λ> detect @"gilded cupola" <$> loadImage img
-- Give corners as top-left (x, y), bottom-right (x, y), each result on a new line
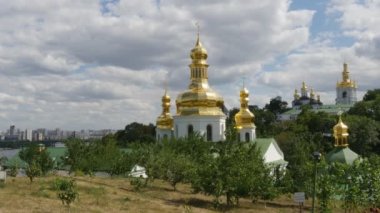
top-left (333, 114), bottom-right (349, 147)
top-left (175, 33), bottom-right (224, 116)
top-left (156, 90), bottom-right (173, 130)
top-left (301, 81), bottom-right (308, 97)
top-left (310, 88), bottom-right (315, 99)
top-left (337, 63), bottom-right (357, 88)
top-left (294, 89), bottom-right (300, 100)
top-left (235, 87), bottom-right (255, 129)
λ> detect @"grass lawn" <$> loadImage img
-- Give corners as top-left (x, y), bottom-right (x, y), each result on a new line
top-left (0, 175), bottom-right (345, 213)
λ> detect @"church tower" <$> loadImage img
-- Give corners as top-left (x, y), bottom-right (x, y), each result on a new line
top-left (173, 33), bottom-right (226, 142)
top-left (156, 90), bottom-right (173, 142)
top-left (326, 114), bottom-right (359, 164)
top-left (336, 63), bottom-right (357, 105)
top-left (235, 86), bottom-right (256, 142)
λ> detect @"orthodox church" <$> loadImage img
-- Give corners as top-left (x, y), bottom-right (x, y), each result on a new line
top-left (155, 33), bottom-right (287, 167)
top-left (279, 63), bottom-right (358, 121)
top-left (292, 81), bottom-right (323, 109)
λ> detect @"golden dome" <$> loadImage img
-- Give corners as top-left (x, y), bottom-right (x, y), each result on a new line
top-left (310, 88), bottom-right (315, 99)
top-left (294, 89), bottom-right (300, 100)
top-left (235, 87), bottom-right (255, 129)
top-left (333, 115), bottom-right (349, 147)
top-left (156, 90), bottom-right (173, 129)
top-left (176, 34), bottom-right (225, 116)
top-left (190, 37), bottom-right (208, 67)
top-left (337, 63), bottom-right (356, 88)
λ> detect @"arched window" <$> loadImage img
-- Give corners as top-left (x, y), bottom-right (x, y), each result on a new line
top-left (206, 124), bottom-right (212, 141)
top-left (245, 132), bottom-right (250, 142)
top-left (342, 91), bottom-right (347, 98)
top-left (157, 134), bottom-right (161, 142)
top-left (163, 134), bottom-right (168, 141)
top-left (188, 124), bottom-right (194, 137)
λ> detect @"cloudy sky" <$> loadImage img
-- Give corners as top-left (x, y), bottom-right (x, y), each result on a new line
top-left (0, 0), bottom-right (379, 131)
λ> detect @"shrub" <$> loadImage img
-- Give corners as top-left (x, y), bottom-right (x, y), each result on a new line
top-left (130, 177), bottom-right (147, 191)
top-left (56, 179), bottom-right (78, 207)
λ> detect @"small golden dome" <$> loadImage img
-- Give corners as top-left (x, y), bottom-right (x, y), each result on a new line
top-left (156, 90), bottom-right (173, 130)
top-left (333, 115), bottom-right (349, 147)
top-left (235, 87), bottom-right (255, 129)
top-left (190, 37), bottom-right (208, 67)
top-left (294, 89), bottom-right (300, 100)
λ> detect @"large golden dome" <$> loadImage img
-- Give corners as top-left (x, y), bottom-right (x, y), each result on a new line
top-left (176, 35), bottom-right (224, 116)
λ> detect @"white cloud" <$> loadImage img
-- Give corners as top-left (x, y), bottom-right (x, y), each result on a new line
top-left (0, 0), bottom-right (377, 130)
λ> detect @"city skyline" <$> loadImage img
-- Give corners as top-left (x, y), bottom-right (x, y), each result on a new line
top-left (0, 0), bottom-right (379, 130)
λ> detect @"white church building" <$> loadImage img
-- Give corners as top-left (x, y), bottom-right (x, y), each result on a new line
top-left (155, 33), bottom-right (287, 167)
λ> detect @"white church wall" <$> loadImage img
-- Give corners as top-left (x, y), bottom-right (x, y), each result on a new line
top-left (263, 143), bottom-right (284, 164)
top-left (173, 115), bottom-right (226, 142)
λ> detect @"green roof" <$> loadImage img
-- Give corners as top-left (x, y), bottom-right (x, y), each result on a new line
top-left (326, 147), bottom-right (359, 165)
top-left (252, 138), bottom-right (274, 154)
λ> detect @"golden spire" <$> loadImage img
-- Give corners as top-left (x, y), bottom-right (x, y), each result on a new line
top-left (190, 23), bottom-right (208, 71)
top-left (294, 89), bottom-right (300, 100)
top-left (337, 63), bottom-right (356, 88)
top-left (342, 63), bottom-right (349, 82)
top-left (333, 113), bottom-right (349, 147)
top-left (301, 81), bottom-right (308, 97)
top-left (235, 86), bottom-right (255, 129)
top-left (156, 90), bottom-right (173, 130)
top-left (310, 88), bottom-right (315, 99)
top-left (175, 27), bottom-right (224, 116)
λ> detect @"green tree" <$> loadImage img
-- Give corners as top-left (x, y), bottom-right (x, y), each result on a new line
top-left (363, 89), bottom-right (380, 101)
top-left (191, 142), bottom-right (267, 207)
top-left (158, 149), bottom-right (193, 191)
top-left (19, 144), bottom-right (53, 176)
top-left (25, 161), bottom-right (41, 182)
top-left (115, 122), bottom-right (156, 145)
top-left (344, 115), bottom-right (380, 156)
top-left (264, 96), bottom-right (288, 115)
top-left (56, 179), bottom-right (78, 208)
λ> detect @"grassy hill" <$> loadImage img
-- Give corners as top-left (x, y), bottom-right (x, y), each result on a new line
top-left (0, 175), bottom-right (342, 213)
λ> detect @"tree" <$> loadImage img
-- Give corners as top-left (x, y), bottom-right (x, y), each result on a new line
top-left (158, 149), bottom-right (193, 191)
top-left (25, 161), bottom-right (41, 182)
top-left (19, 144), bottom-right (54, 176)
top-left (264, 96), bottom-right (288, 115)
top-left (63, 137), bottom-right (126, 175)
top-left (191, 142), bottom-right (268, 207)
top-left (115, 122), bottom-right (156, 145)
top-left (344, 115), bottom-right (380, 156)
top-left (56, 179), bottom-right (78, 209)
top-left (363, 89), bottom-right (380, 101)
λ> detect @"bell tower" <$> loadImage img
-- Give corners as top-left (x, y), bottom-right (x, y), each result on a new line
top-left (336, 63), bottom-right (357, 105)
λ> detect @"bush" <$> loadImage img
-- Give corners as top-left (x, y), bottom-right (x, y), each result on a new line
top-left (8, 165), bottom-right (18, 177)
top-left (55, 178), bottom-right (78, 207)
top-left (130, 177), bottom-right (147, 191)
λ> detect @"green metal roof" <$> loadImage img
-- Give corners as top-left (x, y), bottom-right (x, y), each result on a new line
top-left (252, 138), bottom-right (274, 154)
top-left (326, 147), bottom-right (359, 165)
